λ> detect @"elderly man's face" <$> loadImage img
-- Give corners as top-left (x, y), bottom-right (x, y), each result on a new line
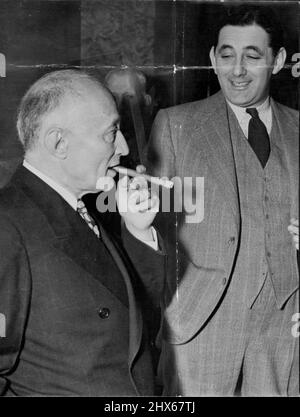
top-left (210, 24), bottom-right (284, 107)
top-left (63, 88), bottom-right (129, 194)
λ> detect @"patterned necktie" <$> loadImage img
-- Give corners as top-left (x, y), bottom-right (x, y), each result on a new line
top-left (77, 199), bottom-right (101, 239)
top-left (246, 107), bottom-right (270, 168)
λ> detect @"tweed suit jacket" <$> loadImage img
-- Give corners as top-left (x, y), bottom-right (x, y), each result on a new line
top-left (0, 166), bottom-right (165, 396)
top-left (147, 91), bottom-right (299, 345)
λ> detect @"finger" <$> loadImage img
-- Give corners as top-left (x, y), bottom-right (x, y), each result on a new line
top-left (129, 188), bottom-right (150, 203)
top-left (136, 165), bottom-right (146, 174)
top-left (134, 199), bottom-right (155, 213)
top-left (290, 218), bottom-right (299, 226)
top-left (288, 225), bottom-right (299, 235)
top-left (135, 195), bottom-right (159, 213)
top-left (118, 175), bottom-right (130, 188)
top-left (127, 197), bottom-right (145, 213)
top-left (129, 176), bottom-right (148, 190)
top-left (149, 194), bottom-right (160, 212)
top-left (127, 190), bottom-right (149, 213)
top-left (129, 189), bottom-right (150, 204)
top-left (116, 176), bottom-right (131, 212)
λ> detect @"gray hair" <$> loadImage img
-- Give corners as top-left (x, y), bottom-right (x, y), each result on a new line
top-left (17, 69), bottom-right (107, 152)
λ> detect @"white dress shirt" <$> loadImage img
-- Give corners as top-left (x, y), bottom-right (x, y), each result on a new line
top-left (227, 97), bottom-right (272, 139)
top-left (23, 160), bottom-right (158, 250)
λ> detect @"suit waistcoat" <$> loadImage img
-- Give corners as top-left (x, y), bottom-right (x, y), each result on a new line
top-left (227, 107), bottom-right (298, 307)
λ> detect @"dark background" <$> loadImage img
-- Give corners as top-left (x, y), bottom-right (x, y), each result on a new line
top-left (0, 0), bottom-right (81, 184)
top-left (0, 0), bottom-right (299, 185)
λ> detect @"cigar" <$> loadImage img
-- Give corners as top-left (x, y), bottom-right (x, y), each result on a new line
top-left (113, 166), bottom-right (174, 189)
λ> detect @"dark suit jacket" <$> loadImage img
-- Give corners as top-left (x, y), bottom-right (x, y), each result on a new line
top-left (0, 166), bottom-right (166, 396)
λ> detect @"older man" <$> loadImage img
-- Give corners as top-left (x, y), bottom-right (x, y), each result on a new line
top-left (0, 70), bottom-right (165, 396)
top-left (148, 5), bottom-right (299, 396)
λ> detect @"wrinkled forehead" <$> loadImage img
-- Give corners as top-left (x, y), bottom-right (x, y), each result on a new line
top-left (216, 24), bottom-right (271, 50)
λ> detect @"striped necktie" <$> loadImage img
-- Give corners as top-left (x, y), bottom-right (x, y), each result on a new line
top-left (77, 199), bottom-right (101, 239)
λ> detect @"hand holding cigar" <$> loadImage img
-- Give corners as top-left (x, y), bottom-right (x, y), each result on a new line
top-left (116, 173), bottom-right (160, 243)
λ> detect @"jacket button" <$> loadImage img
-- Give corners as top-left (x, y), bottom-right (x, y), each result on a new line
top-left (222, 277), bottom-right (227, 286)
top-left (228, 236), bottom-right (236, 245)
top-left (98, 307), bottom-right (110, 319)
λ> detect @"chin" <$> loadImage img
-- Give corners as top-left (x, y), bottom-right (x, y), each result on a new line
top-left (227, 94), bottom-right (253, 107)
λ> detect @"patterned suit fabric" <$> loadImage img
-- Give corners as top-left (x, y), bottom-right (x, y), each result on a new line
top-left (147, 91), bottom-right (299, 396)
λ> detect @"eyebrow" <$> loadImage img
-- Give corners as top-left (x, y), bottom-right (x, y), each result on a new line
top-left (217, 44), bottom-right (264, 55)
top-left (244, 46), bottom-right (264, 55)
top-left (217, 44), bottom-right (234, 53)
top-left (109, 116), bottom-right (120, 125)
top-left (105, 117), bottom-right (120, 131)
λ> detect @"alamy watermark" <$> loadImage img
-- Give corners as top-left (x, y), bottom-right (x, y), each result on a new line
top-left (0, 313), bottom-right (6, 338)
top-left (291, 53), bottom-right (300, 78)
top-left (0, 53), bottom-right (6, 78)
top-left (96, 176), bottom-right (205, 224)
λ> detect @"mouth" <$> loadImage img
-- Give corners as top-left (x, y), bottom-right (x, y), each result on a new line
top-left (230, 80), bottom-right (251, 90)
top-left (107, 160), bottom-right (120, 177)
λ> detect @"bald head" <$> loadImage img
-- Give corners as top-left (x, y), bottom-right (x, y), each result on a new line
top-left (17, 70), bottom-right (113, 152)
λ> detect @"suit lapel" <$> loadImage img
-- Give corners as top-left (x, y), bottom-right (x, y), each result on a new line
top-left (191, 93), bottom-right (240, 227)
top-left (13, 167), bottom-right (130, 305)
top-left (52, 225), bottom-right (130, 307)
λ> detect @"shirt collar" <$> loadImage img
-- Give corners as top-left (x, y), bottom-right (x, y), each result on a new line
top-left (23, 160), bottom-right (78, 211)
top-left (226, 96), bottom-right (270, 119)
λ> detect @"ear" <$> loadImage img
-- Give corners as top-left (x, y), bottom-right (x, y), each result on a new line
top-left (272, 47), bottom-right (287, 75)
top-left (209, 46), bottom-right (217, 75)
top-left (44, 129), bottom-right (68, 159)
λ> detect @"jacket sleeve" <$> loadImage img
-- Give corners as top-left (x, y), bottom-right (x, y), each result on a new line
top-left (0, 217), bottom-right (31, 396)
top-left (122, 224), bottom-right (166, 355)
top-left (122, 224), bottom-right (166, 310)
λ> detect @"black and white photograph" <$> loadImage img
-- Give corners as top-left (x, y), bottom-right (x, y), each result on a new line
top-left (0, 0), bottom-right (299, 400)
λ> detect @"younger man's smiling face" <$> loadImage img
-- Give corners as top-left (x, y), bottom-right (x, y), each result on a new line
top-left (210, 24), bottom-right (285, 107)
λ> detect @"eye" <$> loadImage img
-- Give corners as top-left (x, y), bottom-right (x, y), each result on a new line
top-left (220, 54), bottom-right (234, 61)
top-left (104, 128), bottom-right (118, 144)
top-left (246, 55), bottom-right (260, 60)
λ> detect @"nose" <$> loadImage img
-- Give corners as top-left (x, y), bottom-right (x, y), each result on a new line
top-left (115, 130), bottom-right (129, 156)
top-left (232, 56), bottom-right (247, 77)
